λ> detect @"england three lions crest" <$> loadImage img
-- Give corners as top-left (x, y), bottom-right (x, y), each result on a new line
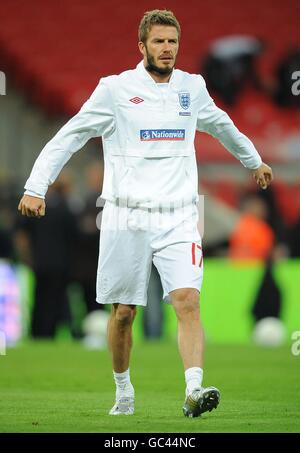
top-left (178, 92), bottom-right (190, 110)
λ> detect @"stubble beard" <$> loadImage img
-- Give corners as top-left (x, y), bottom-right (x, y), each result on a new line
top-left (145, 46), bottom-right (174, 76)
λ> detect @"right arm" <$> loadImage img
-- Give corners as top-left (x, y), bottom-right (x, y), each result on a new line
top-left (196, 76), bottom-right (273, 189)
top-left (18, 78), bottom-right (115, 217)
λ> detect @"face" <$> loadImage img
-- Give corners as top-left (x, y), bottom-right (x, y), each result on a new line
top-left (138, 25), bottom-right (179, 76)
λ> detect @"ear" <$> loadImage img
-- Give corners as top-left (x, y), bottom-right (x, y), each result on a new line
top-left (138, 41), bottom-right (146, 57)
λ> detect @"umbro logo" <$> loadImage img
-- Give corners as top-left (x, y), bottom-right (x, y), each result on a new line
top-left (129, 97), bottom-right (144, 104)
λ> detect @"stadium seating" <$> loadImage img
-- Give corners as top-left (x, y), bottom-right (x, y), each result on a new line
top-left (0, 0), bottom-right (299, 116)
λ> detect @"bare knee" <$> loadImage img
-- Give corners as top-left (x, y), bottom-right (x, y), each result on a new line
top-left (171, 289), bottom-right (200, 320)
top-left (112, 304), bottom-right (137, 327)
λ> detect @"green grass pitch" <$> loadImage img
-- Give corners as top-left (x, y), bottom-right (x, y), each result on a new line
top-left (0, 340), bottom-right (299, 433)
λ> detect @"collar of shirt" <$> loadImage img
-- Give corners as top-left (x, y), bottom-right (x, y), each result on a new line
top-left (135, 60), bottom-right (176, 87)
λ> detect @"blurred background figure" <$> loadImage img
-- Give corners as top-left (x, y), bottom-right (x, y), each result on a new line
top-left (229, 194), bottom-right (275, 260)
top-left (228, 189), bottom-right (289, 347)
top-left (15, 173), bottom-right (78, 339)
top-left (71, 160), bottom-right (104, 314)
top-left (202, 35), bottom-right (266, 106)
top-left (70, 160), bottom-right (109, 348)
top-left (252, 253), bottom-right (283, 323)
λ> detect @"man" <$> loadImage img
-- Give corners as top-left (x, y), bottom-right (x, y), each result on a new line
top-left (18, 10), bottom-right (273, 418)
top-left (16, 177), bottom-right (78, 338)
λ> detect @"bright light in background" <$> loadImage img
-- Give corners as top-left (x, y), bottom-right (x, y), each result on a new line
top-left (0, 330), bottom-right (6, 355)
top-left (0, 260), bottom-right (22, 348)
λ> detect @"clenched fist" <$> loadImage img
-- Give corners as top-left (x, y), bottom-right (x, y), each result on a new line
top-left (18, 194), bottom-right (46, 218)
top-left (252, 163), bottom-right (273, 190)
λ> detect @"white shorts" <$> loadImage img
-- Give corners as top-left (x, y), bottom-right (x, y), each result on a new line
top-left (96, 201), bottom-right (203, 306)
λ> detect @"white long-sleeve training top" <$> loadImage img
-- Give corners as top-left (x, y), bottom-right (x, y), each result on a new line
top-left (25, 60), bottom-right (262, 209)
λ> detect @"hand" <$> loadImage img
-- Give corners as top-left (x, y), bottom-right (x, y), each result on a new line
top-left (18, 195), bottom-right (46, 218)
top-left (252, 162), bottom-right (273, 190)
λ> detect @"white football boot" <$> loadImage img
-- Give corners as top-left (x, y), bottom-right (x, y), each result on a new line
top-left (109, 396), bottom-right (134, 415)
top-left (182, 386), bottom-right (220, 418)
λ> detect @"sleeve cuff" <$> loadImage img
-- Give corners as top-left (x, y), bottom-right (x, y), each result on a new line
top-left (245, 157), bottom-right (262, 170)
top-left (24, 190), bottom-right (45, 199)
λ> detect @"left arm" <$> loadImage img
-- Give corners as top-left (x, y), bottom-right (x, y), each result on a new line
top-left (196, 78), bottom-right (273, 189)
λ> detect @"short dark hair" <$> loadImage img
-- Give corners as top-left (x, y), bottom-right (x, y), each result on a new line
top-left (138, 9), bottom-right (181, 44)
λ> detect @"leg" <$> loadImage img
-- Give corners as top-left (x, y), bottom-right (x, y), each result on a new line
top-left (107, 303), bottom-right (136, 415)
top-left (170, 288), bottom-right (204, 370)
top-left (107, 303), bottom-right (136, 372)
top-left (151, 207), bottom-right (220, 417)
top-left (170, 288), bottom-right (220, 418)
top-left (95, 203), bottom-right (153, 415)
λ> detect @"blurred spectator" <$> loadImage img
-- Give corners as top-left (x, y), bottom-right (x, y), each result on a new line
top-left (202, 35), bottom-right (266, 106)
top-left (71, 161), bottom-right (104, 315)
top-left (230, 189), bottom-right (288, 330)
top-left (250, 243), bottom-right (287, 349)
top-left (15, 175), bottom-right (78, 338)
top-left (252, 252), bottom-right (283, 322)
top-left (255, 185), bottom-right (288, 248)
top-left (229, 194), bottom-right (275, 260)
top-left (0, 229), bottom-right (14, 260)
top-left (273, 48), bottom-right (300, 108)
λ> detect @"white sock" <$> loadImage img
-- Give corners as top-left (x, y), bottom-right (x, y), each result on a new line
top-left (113, 369), bottom-right (134, 399)
top-left (185, 367), bottom-right (203, 396)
